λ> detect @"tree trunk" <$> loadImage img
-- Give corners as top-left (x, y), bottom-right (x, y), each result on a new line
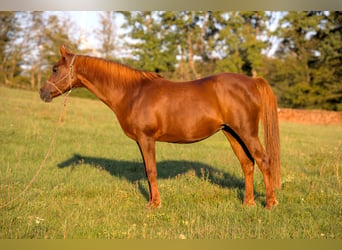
top-left (30, 67), bottom-right (35, 89)
top-left (37, 64), bottom-right (42, 89)
top-left (187, 32), bottom-right (200, 79)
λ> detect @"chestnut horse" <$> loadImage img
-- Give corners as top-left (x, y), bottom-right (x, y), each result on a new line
top-left (40, 46), bottom-right (280, 209)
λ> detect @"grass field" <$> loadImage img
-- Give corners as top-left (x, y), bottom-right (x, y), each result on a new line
top-left (0, 86), bottom-right (341, 239)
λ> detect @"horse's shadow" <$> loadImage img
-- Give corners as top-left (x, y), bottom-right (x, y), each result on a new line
top-left (58, 154), bottom-right (249, 204)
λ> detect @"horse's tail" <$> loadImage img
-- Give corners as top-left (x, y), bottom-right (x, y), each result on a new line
top-left (254, 77), bottom-right (281, 189)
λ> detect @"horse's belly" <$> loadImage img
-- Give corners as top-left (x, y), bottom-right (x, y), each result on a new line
top-left (157, 115), bottom-right (223, 143)
top-left (135, 86), bottom-right (224, 143)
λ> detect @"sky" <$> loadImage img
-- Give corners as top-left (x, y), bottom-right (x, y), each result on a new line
top-left (45, 11), bottom-right (125, 53)
top-left (68, 11), bottom-right (126, 51)
top-left (68, 11), bottom-right (100, 35)
top-left (62, 11), bottom-right (104, 50)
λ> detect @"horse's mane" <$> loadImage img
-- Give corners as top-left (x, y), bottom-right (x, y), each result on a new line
top-left (76, 55), bottom-right (163, 87)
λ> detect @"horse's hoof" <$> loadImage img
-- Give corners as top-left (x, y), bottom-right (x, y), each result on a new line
top-left (147, 201), bottom-right (162, 209)
top-left (265, 199), bottom-right (278, 210)
top-left (243, 200), bottom-right (256, 207)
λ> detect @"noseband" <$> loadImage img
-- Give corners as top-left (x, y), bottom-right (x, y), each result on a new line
top-left (46, 55), bottom-right (76, 96)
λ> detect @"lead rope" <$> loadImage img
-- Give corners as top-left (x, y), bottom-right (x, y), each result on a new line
top-left (0, 57), bottom-right (75, 209)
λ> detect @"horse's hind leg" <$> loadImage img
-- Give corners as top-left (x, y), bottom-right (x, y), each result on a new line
top-left (242, 136), bottom-right (278, 209)
top-left (222, 130), bottom-right (255, 207)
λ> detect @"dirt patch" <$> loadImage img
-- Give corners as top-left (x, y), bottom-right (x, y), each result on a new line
top-left (278, 108), bottom-right (342, 126)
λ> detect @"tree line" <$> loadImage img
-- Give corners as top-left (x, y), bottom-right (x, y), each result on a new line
top-left (0, 11), bottom-right (341, 110)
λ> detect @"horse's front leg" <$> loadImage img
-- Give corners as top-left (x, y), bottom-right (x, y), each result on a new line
top-left (137, 136), bottom-right (161, 208)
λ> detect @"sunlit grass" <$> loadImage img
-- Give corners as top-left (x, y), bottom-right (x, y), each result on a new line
top-left (0, 86), bottom-right (341, 239)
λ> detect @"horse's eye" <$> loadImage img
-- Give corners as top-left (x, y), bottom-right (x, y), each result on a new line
top-left (53, 66), bottom-right (57, 73)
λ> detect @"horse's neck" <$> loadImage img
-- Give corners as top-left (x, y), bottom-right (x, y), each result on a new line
top-left (75, 57), bottom-right (130, 112)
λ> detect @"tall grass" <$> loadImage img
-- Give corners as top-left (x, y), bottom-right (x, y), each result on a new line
top-left (0, 86), bottom-right (341, 239)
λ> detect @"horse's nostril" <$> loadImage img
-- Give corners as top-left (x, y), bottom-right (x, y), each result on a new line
top-left (39, 88), bottom-right (50, 102)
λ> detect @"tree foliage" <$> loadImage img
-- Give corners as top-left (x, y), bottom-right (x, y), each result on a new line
top-left (265, 11), bottom-right (342, 110)
top-left (120, 11), bottom-right (178, 74)
top-left (0, 11), bottom-right (22, 86)
top-left (214, 11), bottom-right (269, 76)
top-left (0, 12), bottom-right (79, 89)
top-left (0, 11), bottom-right (341, 110)
top-left (96, 11), bottom-right (117, 60)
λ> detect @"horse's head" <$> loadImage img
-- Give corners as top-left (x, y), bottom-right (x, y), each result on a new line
top-left (40, 45), bottom-right (78, 102)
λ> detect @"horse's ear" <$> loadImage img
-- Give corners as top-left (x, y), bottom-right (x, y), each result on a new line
top-left (64, 46), bottom-right (73, 55)
top-left (60, 45), bottom-right (73, 58)
top-left (60, 45), bottom-right (66, 57)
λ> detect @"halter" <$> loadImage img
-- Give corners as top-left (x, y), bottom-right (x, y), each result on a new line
top-left (46, 55), bottom-right (76, 96)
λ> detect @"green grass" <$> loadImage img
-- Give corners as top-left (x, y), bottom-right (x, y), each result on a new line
top-left (0, 86), bottom-right (341, 239)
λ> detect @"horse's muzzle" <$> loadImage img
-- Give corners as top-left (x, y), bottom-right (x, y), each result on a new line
top-left (39, 87), bottom-right (52, 102)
